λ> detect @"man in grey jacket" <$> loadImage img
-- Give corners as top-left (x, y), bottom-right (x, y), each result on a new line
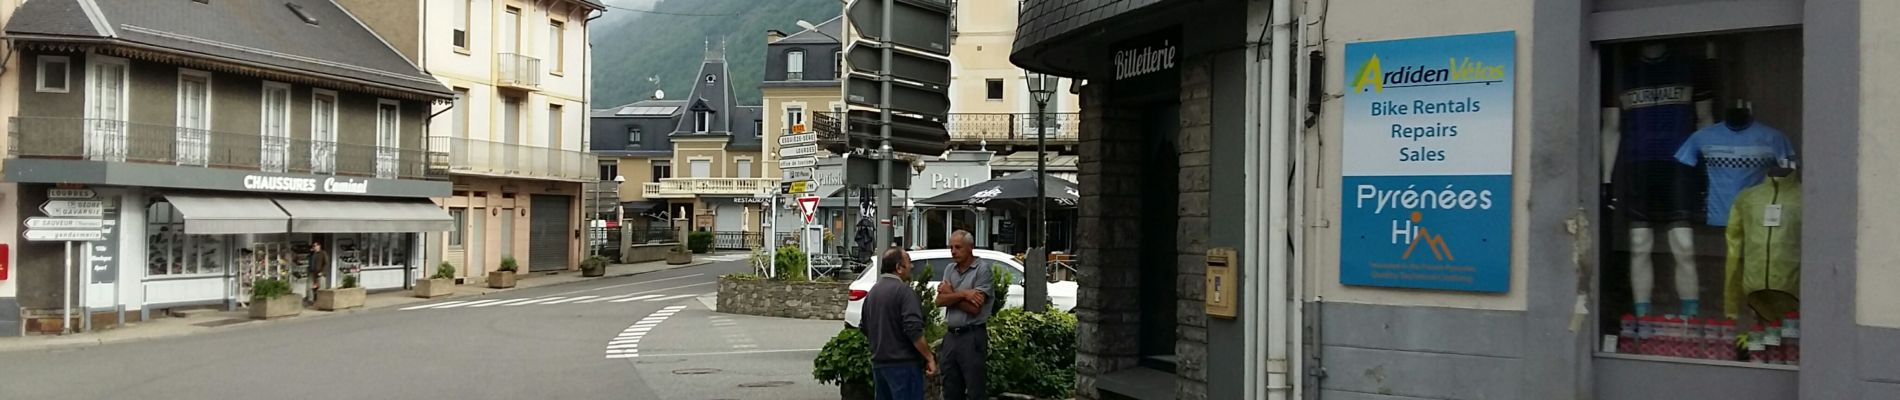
top-left (935, 230), bottom-right (991, 400)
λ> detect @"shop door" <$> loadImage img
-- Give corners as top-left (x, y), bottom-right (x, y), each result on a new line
top-left (529, 195), bottom-right (572, 272)
top-left (470, 210), bottom-right (487, 277)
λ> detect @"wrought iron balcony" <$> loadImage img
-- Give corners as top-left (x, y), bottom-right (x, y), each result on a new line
top-left (640, 177), bottom-right (777, 199)
top-left (427, 136), bottom-right (596, 181)
top-left (942, 112), bottom-right (1079, 143)
top-left (8, 116), bottom-right (431, 180)
top-left (498, 52), bottom-right (541, 90)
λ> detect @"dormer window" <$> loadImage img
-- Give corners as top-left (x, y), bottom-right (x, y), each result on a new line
top-left (787, 50), bottom-right (805, 81)
top-left (695, 111), bottom-right (711, 133)
top-left (704, 74), bottom-right (717, 85)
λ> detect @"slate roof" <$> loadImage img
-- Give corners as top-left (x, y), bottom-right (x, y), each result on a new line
top-left (593, 99), bottom-right (687, 118)
top-left (730, 105), bottom-right (764, 150)
top-left (672, 54), bottom-right (738, 135)
top-left (5, 0), bottom-right (450, 97)
top-left (775, 15), bottom-right (843, 45)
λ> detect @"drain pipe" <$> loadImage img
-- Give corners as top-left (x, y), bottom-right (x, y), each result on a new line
top-left (1265, 0), bottom-right (1296, 398)
top-left (1243, 1), bottom-right (1269, 399)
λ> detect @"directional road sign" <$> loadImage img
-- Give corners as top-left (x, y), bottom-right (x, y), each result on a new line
top-left (780, 157), bottom-right (818, 169)
top-left (782, 180), bottom-right (816, 195)
top-left (25, 229), bottom-right (103, 242)
top-left (781, 145), bottom-right (820, 158)
top-left (846, 73), bottom-right (951, 118)
top-left (41, 200), bottom-right (104, 218)
top-left (781, 168), bottom-right (813, 182)
top-left (847, 42), bottom-right (951, 87)
top-left (779, 133), bottom-right (818, 146)
top-left (24, 217), bottom-right (104, 230)
top-left (47, 188), bottom-right (96, 199)
top-left (846, 0), bottom-right (952, 56)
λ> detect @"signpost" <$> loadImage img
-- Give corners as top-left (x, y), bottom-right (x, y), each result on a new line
top-left (780, 157), bottom-right (817, 169)
top-left (843, 0), bottom-right (954, 255)
top-left (29, 188), bottom-right (107, 335)
top-left (799, 196), bottom-right (821, 223)
top-left (779, 133), bottom-right (818, 146)
top-left (781, 145), bottom-right (820, 158)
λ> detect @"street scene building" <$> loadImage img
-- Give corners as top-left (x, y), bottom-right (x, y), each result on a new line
top-left (591, 45), bottom-right (769, 249)
top-left (0, 0), bottom-right (454, 334)
top-left (336, 0), bottom-right (607, 278)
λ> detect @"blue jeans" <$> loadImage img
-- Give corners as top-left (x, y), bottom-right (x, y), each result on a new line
top-left (873, 364), bottom-right (924, 400)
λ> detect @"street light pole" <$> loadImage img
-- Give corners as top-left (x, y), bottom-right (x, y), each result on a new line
top-left (874, 0), bottom-right (896, 256)
top-left (1023, 71), bottom-right (1058, 312)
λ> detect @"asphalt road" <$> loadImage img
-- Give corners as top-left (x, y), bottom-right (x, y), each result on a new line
top-left (0, 259), bottom-right (846, 400)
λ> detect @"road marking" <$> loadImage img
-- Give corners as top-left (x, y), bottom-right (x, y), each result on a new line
top-left (648, 294), bottom-right (698, 302)
top-left (605, 354), bottom-right (639, 359)
top-left (469, 298), bottom-right (532, 307)
top-left (636, 348), bottom-right (822, 358)
top-left (541, 296), bottom-right (596, 304)
top-left (601, 306), bottom-right (686, 359)
top-left (552, 273), bottom-right (704, 296)
top-left (399, 300), bottom-right (471, 310)
top-left (606, 349), bottom-right (640, 354)
top-left (508, 297), bottom-right (566, 306)
top-left (606, 343), bottom-right (640, 349)
top-left (611, 294), bottom-right (665, 303)
top-left (435, 299), bottom-right (503, 308)
top-left (609, 339), bottom-right (641, 345)
top-left (577, 294), bottom-right (632, 303)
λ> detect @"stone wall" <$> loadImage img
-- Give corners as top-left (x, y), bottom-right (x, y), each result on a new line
top-left (715, 276), bottom-right (849, 320)
top-left (1074, 78), bottom-right (1146, 399)
top-left (621, 243), bottom-right (675, 264)
top-left (1173, 53), bottom-right (1213, 400)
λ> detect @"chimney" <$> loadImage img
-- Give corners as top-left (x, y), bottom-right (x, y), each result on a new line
top-left (767, 30), bottom-right (787, 43)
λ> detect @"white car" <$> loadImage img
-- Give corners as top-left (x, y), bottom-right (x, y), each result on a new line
top-left (843, 249), bottom-right (1078, 327)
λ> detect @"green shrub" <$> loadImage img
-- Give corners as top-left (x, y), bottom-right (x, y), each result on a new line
top-left (688, 231), bottom-right (714, 254)
top-left (583, 255), bottom-right (610, 269)
top-left (813, 328), bottom-right (873, 387)
top-left (986, 307), bottom-right (1078, 398)
top-left (432, 262), bottom-right (456, 280)
top-left (498, 256), bottom-right (519, 272)
top-left (340, 274), bottom-right (359, 289)
top-left (251, 278), bottom-right (293, 300)
top-left (912, 265), bottom-right (945, 344)
top-left (774, 245), bottom-right (808, 281)
top-left (723, 273), bottom-right (764, 281)
top-left (990, 264), bottom-right (1015, 316)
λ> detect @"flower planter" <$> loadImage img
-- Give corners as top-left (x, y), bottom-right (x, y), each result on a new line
top-left (840, 381), bottom-right (873, 400)
top-left (248, 295), bottom-right (302, 320)
top-left (316, 287), bottom-right (367, 311)
top-left (582, 265), bottom-right (606, 277)
top-left (666, 252), bottom-right (693, 265)
top-left (415, 278), bottom-right (454, 298)
top-left (488, 271), bottom-right (517, 288)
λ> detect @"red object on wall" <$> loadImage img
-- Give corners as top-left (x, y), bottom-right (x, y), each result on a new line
top-left (0, 243), bottom-right (10, 280)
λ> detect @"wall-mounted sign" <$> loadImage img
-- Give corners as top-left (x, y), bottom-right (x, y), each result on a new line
top-left (242, 175), bottom-right (370, 194)
top-left (1339, 31), bottom-right (1516, 293)
top-left (1111, 29), bottom-right (1180, 82)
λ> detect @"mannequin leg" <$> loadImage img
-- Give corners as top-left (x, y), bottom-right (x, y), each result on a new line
top-left (1667, 226), bottom-right (1700, 316)
top-left (1629, 226), bottom-right (1655, 316)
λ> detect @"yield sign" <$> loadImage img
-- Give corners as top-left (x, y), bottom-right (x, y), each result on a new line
top-left (798, 196), bottom-right (821, 223)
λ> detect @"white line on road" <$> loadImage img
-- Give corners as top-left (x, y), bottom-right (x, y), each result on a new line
top-left (508, 297), bottom-right (565, 306)
top-left (611, 294), bottom-right (665, 303)
top-left (605, 354), bottom-right (639, 359)
top-left (647, 294), bottom-right (698, 302)
top-left (606, 343), bottom-right (640, 349)
top-left (606, 349), bottom-right (639, 354)
top-left (609, 339), bottom-right (641, 345)
top-left (577, 294), bottom-right (632, 303)
top-left (469, 298), bottom-right (532, 307)
top-left (399, 300), bottom-right (469, 310)
top-left (625, 327), bottom-right (652, 333)
top-left (541, 296), bottom-right (596, 304)
top-left (636, 348), bottom-right (821, 358)
top-left (551, 273), bottom-right (704, 296)
top-left (435, 299), bottom-right (503, 308)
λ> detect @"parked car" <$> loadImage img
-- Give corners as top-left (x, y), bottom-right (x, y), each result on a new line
top-left (843, 249), bottom-right (1078, 327)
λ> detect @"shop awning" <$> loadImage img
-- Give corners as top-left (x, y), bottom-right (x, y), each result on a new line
top-left (273, 198), bottom-right (454, 233)
top-left (164, 194), bottom-right (290, 234)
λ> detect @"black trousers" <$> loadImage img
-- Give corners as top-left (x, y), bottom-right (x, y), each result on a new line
top-left (939, 325), bottom-right (987, 400)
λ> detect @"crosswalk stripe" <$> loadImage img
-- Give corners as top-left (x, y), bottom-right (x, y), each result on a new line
top-left (647, 294), bottom-right (696, 302)
top-left (508, 297), bottom-right (564, 306)
top-left (436, 299), bottom-right (502, 308)
top-left (577, 294), bottom-right (631, 303)
top-left (606, 349), bottom-right (639, 354)
top-left (609, 339), bottom-right (641, 345)
top-left (470, 298), bottom-right (531, 307)
top-left (607, 343), bottom-right (639, 349)
top-left (399, 301), bottom-right (469, 310)
top-left (611, 294), bottom-right (665, 303)
top-left (625, 327), bottom-right (653, 333)
top-left (605, 354), bottom-right (639, 359)
top-left (541, 296), bottom-right (596, 304)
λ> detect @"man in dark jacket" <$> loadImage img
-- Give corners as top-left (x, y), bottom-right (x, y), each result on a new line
top-left (863, 247), bottom-right (936, 399)
top-left (306, 240), bottom-right (329, 305)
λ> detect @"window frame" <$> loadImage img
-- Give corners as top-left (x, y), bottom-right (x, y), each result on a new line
top-left (651, 160), bottom-right (672, 182)
top-left (786, 49), bottom-right (806, 81)
top-left (735, 157), bottom-right (754, 179)
top-left (452, 88), bottom-right (470, 138)
top-left (689, 158), bottom-right (713, 178)
top-left (449, 208), bottom-right (468, 248)
top-left (453, 0), bottom-right (471, 51)
top-left (985, 78), bottom-right (1005, 101)
top-left (548, 103), bottom-right (564, 148)
top-left (311, 88), bottom-right (340, 173)
top-left (548, 20), bottom-right (566, 75)
top-left (786, 105), bottom-right (806, 132)
top-left (695, 111), bottom-right (711, 133)
top-left (626, 126), bottom-right (644, 148)
top-left (598, 162), bottom-right (619, 182)
top-left (36, 55), bottom-right (71, 93)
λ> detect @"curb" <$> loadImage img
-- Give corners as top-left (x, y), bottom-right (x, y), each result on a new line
top-left (0, 258), bottom-right (722, 353)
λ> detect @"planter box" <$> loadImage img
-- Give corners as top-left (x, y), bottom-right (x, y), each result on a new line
top-left (488, 271), bottom-right (517, 288)
top-left (582, 263), bottom-right (607, 277)
top-left (316, 287), bottom-right (366, 311)
top-left (249, 295), bottom-right (302, 320)
top-left (666, 252), bottom-right (693, 265)
top-left (415, 278), bottom-right (454, 298)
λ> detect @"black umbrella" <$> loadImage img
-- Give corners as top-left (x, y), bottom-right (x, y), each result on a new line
top-left (918, 170), bottom-right (1079, 209)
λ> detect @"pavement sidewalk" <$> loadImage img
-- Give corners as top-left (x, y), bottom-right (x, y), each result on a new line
top-left (0, 255), bottom-right (731, 353)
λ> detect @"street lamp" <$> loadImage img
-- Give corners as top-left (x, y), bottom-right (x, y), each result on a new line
top-left (1023, 70), bottom-right (1059, 312)
top-left (796, 20), bottom-right (841, 42)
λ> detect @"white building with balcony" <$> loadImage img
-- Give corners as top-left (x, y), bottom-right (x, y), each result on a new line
top-left (591, 46), bottom-right (771, 249)
top-left (337, 0), bottom-right (605, 277)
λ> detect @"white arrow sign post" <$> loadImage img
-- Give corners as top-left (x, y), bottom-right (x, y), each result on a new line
top-left (41, 200), bottom-right (105, 218)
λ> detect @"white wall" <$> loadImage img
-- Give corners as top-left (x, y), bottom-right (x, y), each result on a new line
top-left (1857, 0), bottom-right (1900, 329)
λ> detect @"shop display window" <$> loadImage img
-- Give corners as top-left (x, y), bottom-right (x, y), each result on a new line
top-left (146, 202), bottom-right (226, 277)
top-left (1596, 30), bottom-right (1803, 366)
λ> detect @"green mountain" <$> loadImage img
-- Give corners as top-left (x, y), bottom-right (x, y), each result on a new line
top-left (589, 0), bottom-right (842, 108)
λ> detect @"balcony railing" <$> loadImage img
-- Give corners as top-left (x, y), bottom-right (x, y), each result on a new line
top-left (427, 136), bottom-right (595, 181)
top-left (498, 52), bottom-right (542, 89)
top-left (943, 112), bottom-right (1080, 142)
top-left (8, 116), bottom-right (432, 180)
top-left (640, 177), bottom-right (777, 198)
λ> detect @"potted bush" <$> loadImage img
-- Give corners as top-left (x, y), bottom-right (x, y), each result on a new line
top-left (248, 278), bottom-right (301, 319)
top-left (488, 257), bottom-right (519, 288)
top-left (813, 328), bottom-right (875, 400)
top-left (666, 243), bottom-right (693, 265)
top-left (687, 231), bottom-right (714, 254)
top-left (582, 255), bottom-right (609, 277)
top-left (416, 262), bottom-right (456, 298)
top-left (316, 270), bottom-right (367, 311)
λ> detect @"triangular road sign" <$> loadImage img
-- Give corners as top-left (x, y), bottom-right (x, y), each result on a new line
top-left (798, 196), bottom-right (821, 223)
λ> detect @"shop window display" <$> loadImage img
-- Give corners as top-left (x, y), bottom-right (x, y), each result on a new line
top-left (1598, 31), bottom-right (1803, 366)
top-left (147, 202), bottom-right (226, 276)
